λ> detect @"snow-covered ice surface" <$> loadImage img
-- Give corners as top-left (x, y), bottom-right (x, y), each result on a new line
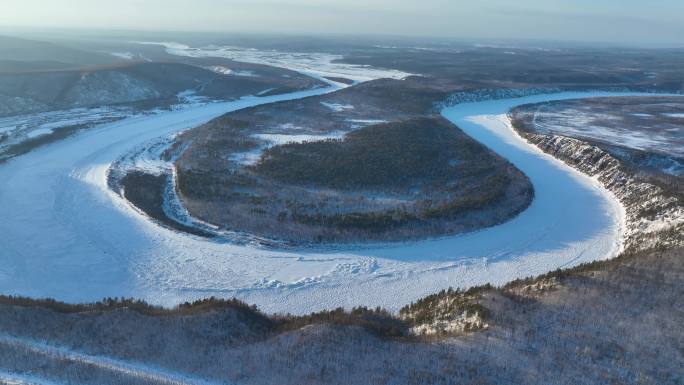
top-left (136, 41), bottom-right (414, 84)
top-left (0, 87), bottom-right (337, 307)
top-left (0, 91), bottom-right (647, 314)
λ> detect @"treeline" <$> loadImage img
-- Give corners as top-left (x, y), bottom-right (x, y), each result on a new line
top-left (0, 295), bottom-right (409, 338)
top-left (292, 209), bottom-right (418, 233)
top-left (0, 295), bottom-right (263, 317)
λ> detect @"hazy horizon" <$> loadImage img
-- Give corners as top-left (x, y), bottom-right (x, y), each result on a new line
top-left (2, 0), bottom-right (683, 47)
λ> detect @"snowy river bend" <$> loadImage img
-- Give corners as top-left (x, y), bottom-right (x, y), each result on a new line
top-left (0, 91), bottom-right (645, 314)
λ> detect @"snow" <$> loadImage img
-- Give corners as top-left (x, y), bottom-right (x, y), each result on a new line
top-left (346, 119), bottom-right (388, 128)
top-left (0, 108), bottom-right (132, 138)
top-left (136, 41), bottom-right (414, 84)
top-left (233, 70), bottom-right (256, 77)
top-left (320, 102), bottom-right (354, 112)
top-left (0, 333), bottom-right (224, 385)
top-left (207, 65), bottom-right (232, 75)
top-left (110, 52), bottom-right (135, 60)
top-left (253, 132), bottom-right (346, 146)
top-left (0, 370), bottom-right (61, 385)
top-left (530, 106), bottom-right (684, 157)
top-left (206, 66), bottom-right (256, 77)
top-left (0, 107), bottom-right (135, 158)
top-left (0, 91), bottom-right (650, 315)
top-left (346, 119), bottom-right (387, 124)
top-left (228, 149), bottom-right (262, 167)
top-left (230, 132), bottom-right (346, 166)
top-left (136, 41), bottom-right (190, 51)
top-left (174, 90), bottom-right (211, 108)
top-left (111, 136), bottom-right (179, 177)
top-left (256, 88), bottom-right (275, 96)
top-left (24, 128), bottom-right (53, 139)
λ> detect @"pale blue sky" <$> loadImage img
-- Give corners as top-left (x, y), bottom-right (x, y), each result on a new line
top-left (2, 0), bottom-right (683, 45)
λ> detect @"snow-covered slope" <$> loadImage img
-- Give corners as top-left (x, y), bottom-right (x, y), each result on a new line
top-left (0, 333), bottom-right (223, 385)
top-left (518, 132), bottom-right (683, 251)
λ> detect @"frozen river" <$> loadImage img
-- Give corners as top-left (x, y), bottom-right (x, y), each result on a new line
top-left (0, 91), bottom-right (645, 314)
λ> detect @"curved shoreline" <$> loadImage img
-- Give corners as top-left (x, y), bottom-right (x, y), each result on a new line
top-left (0, 90), bottom-right (653, 314)
top-left (113, 117), bottom-right (533, 248)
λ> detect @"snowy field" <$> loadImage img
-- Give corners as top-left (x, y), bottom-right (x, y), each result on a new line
top-left (0, 91), bottom-right (650, 314)
top-left (0, 90), bottom-right (229, 162)
top-left (229, 132), bottom-right (348, 167)
top-left (0, 107), bottom-right (133, 156)
top-left (526, 102), bottom-right (684, 158)
top-left (136, 41), bottom-right (414, 84)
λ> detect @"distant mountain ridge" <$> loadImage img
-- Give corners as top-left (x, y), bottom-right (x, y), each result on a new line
top-left (0, 35), bottom-right (113, 67)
